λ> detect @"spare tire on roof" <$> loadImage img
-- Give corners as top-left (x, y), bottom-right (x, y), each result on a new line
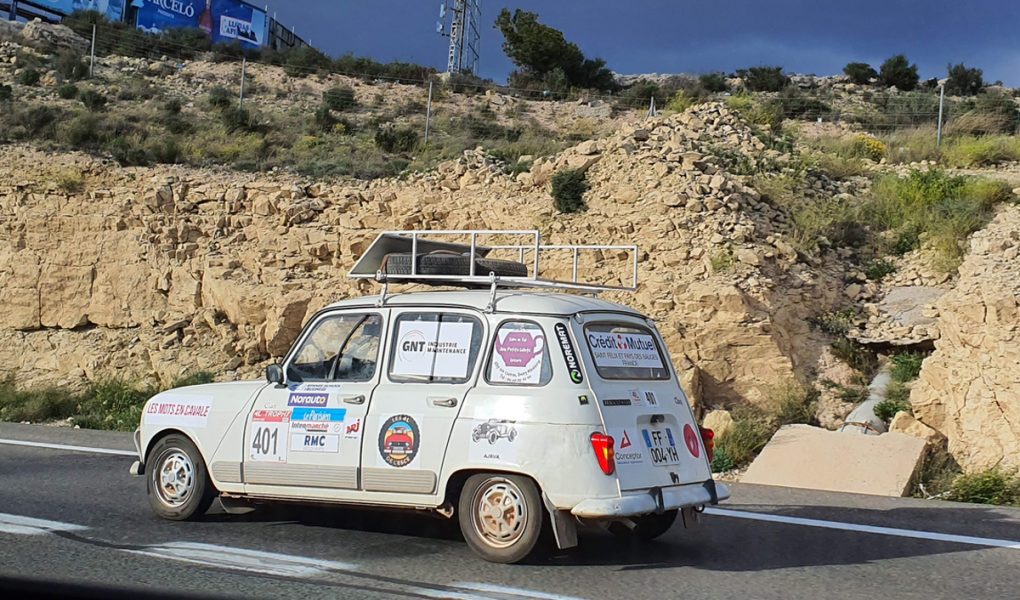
top-left (381, 251), bottom-right (528, 278)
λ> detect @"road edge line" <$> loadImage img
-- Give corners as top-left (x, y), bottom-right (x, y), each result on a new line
top-left (0, 438), bottom-right (136, 457)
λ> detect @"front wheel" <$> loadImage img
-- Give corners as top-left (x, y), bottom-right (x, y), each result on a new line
top-left (147, 434), bottom-right (216, 521)
top-left (458, 474), bottom-right (544, 563)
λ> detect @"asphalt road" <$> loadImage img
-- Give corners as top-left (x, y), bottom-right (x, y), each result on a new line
top-left (1, 422), bottom-right (1019, 599)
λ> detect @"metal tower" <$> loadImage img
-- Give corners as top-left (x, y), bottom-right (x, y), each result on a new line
top-left (437, 0), bottom-right (480, 74)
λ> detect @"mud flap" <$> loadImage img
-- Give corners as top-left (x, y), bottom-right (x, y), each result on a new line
top-left (219, 496), bottom-right (257, 515)
top-left (680, 506), bottom-right (702, 529)
top-left (542, 493), bottom-right (578, 550)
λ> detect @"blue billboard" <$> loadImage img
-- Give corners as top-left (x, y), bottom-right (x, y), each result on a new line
top-left (31, 0), bottom-right (125, 20)
top-left (134, 0), bottom-right (266, 47)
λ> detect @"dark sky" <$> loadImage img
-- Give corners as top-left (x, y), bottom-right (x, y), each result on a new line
top-left (262, 1), bottom-right (1020, 85)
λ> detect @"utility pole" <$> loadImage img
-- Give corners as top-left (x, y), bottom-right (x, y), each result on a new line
top-left (7, 0), bottom-right (17, 21)
top-left (239, 57), bottom-right (247, 108)
top-left (424, 79), bottom-right (434, 146)
top-left (89, 23), bottom-right (96, 78)
top-left (936, 82), bottom-right (945, 146)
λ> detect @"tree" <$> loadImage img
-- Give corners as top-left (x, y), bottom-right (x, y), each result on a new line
top-left (699, 72), bottom-right (729, 93)
top-left (879, 55), bottom-right (919, 90)
top-left (737, 66), bottom-right (789, 92)
top-left (945, 63), bottom-right (984, 96)
top-left (495, 9), bottom-right (616, 92)
top-left (843, 62), bottom-right (877, 85)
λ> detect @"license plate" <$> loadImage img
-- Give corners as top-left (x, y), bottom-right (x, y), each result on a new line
top-left (641, 426), bottom-right (680, 466)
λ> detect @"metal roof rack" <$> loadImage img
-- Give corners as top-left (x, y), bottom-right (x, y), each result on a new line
top-left (349, 230), bottom-right (638, 305)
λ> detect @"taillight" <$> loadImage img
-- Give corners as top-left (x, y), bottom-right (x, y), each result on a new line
top-left (700, 427), bottom-right (715, 462)
top-left (589, 432), bottom-right (615, 475)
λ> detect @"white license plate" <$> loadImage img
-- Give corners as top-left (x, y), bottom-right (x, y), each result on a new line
top-left (641, 426), bottom-right (680, 466)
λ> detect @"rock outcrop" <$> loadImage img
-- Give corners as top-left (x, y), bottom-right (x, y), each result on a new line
top-left (911, 205), bottom-right (1020, 470)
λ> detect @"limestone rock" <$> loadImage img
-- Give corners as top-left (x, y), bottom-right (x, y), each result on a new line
top-left (702, 409), bottom-right (734, 439)
top-left (888, 411), bottom-right (945, 446)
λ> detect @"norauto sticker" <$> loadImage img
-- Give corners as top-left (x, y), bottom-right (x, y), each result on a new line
top-left (288, 392), bottom-right (329, 407)
top-left (554, 323), bottom-right (584, 384)
top-left (144, 395), bottom-right (213, 428)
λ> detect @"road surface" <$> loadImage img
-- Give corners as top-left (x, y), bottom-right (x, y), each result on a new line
top-left (1, 422), bottom-right (1018, 599)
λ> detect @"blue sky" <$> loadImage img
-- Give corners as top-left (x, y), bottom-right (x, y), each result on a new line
top-left (262, 1), bottom-right (1020, 86)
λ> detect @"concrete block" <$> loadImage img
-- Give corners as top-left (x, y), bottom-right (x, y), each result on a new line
top-left (741, 424), bottom-right (927, 497)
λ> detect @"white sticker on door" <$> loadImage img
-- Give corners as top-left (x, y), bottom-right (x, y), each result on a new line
top-left (393, 320), bottom-right (474, 378)
top-left (586, 331), bottom-right (664, 369)
top-left (144, 395), bottom-right (213, 428)
top-left (250, 410), bottom-right (290, 463)
top-left (290, 433), bottom-right (340, 453)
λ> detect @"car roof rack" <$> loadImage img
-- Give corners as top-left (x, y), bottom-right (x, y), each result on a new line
top-left (349, 230), bottom-right (638, 307)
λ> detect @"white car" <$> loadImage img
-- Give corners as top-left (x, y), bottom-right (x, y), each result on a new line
top-left (132, 231), bottom-right (729, 563)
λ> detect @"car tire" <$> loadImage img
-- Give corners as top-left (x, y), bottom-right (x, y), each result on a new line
top-left (382, 252), bottom-right (529, 279)
top-left (612, 510), bottom-right (679, 541)
top-left (147, 433), bottom-right (216, 521)
top-left (488, 431), bottom-right (499, 444)
top-left (458, 473), bottom-right (544, 564)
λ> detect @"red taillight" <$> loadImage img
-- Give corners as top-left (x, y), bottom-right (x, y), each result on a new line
top-left (589, 432), bottom-right (615, 475)
top-left (700, 427), bottom-right (715, 462)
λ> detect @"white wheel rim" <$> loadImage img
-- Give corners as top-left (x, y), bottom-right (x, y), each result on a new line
top-left (155, 450), bottom-right (195, 508)
top-left (471, 479), bottom-right (528, 549)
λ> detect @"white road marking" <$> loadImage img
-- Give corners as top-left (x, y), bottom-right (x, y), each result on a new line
top-left (454, 582), bottom-right (589, 600)
top-left (0, 512), bottom-right (89, 536)
top-left (705, 507), bottom-right (1020, 550)
top-left (128, 542), bottom-right (358, 578)
top-left (0, 438), bottom-right (136, 457)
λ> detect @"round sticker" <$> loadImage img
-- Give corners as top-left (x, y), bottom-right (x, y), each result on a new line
top-left (379, 415), bottom-right (420, 467)
top-left (683, 424), bottom-right (701, 458)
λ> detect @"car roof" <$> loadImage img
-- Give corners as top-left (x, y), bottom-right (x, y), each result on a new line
top-left (322, 290), bottom-right (644, 317)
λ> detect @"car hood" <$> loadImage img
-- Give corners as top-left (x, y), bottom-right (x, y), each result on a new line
top-left (152, 380), bottom-right (267, 403)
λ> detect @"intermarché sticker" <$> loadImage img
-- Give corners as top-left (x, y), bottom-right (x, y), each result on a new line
top-left (554, 323), bottom-right (584, 384)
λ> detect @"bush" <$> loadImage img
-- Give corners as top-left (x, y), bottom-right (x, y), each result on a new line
top-left (58, 113), bottom-right (104, 147)
top-left (874, 394), bottom-right (911, 423)
top-left (107, 136), bottom-right (150, 166)
top-left (207, 86), bottom-right (233, 110)
top-left (864, 258), bottom-right (896, 280)
top-left (665, 90), bottom-right (698, 113)
top-left (849, 134), bottom-right (887, 161)
top-left (57, 83), bottom-right (79, 99)
top-left (943, 136), bottom-right (1020, 167)
top-left (283, 46), bottom-right (334, 78)
top-left (171, 371), bottom-right (215, 388)
top-left (945, 63), bottom-right (984, 96)
top-left (17, 68), bottom-right (41, 86)
top-left (890, 351), bottom-right (925, 382)
top-left (713, 407), bottom-right (774, 467)
top-left (323, 86), bottom-right (357, 111)
top-left (78, 89), bottom-right (107, 112)
top-left (879, 55), bottom-right (919, 90)
top-left (148, 138), bottom-right (182, 164)
top-left (831, 338), bottom-right (878, 376)
top-left (843, 62), bottom-right (877, 85)
top-left (54, 52), bottom-right (89, 82)
top-left (948, 92), bottom-right (1020, 135)
top-left (0, 84), bottom-right (11, 102)
top-left (550, 168), bottom-right (588, 213)
top-left (699, 72), bottom-right (728, 93)
top-left (221, 106), bottom-right (254, 132)
top-left (738, 66), bottom-right (789, 92)
top-left (770, 383), bottom-right (817, 426)
top-left (726, 93), bottom-right (783, 130)
top-left (945, 469), bottom-right (1020, 506)
top-left (374, 125), bottom-right (419, 153)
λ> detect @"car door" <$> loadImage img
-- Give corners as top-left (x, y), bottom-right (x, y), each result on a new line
top-left (362, 309), bottom-right (485, 496)
top-left (242, 310), bottom-right (384, 493)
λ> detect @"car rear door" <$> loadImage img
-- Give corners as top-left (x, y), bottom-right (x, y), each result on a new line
top-left (574, 315), bottom-right (712, 491)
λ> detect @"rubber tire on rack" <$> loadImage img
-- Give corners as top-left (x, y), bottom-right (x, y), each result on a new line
top-left (382, 252), bottom-right (528, 278)
top-left (612, 509), bottom-right (679, 541)
top-left (458, 473), bottom-right (544, 564)
top-left (147, 434), bottom-right (217, 521)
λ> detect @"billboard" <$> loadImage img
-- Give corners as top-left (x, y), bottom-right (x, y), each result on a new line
top-left (29, 0), bottom-right (125, 20)
top-left (134, 0), bottom-right (266, 47)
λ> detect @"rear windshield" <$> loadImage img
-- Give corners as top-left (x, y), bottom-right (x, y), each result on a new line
top-left (583, 323), bottom-right (670, 380)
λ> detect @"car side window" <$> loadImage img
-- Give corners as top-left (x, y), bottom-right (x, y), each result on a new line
top-left (287, 314), bottom-right (383, 382)
top-left (487, 321), bottom-right (552, 386)
top-left (388, 312), bottom-right (483, 384)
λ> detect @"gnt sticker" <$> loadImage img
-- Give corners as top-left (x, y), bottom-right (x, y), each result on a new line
top-left (553, 323), bottom-right (583, 384)
top-left (288, 392), bottom-right (329, 407)
top-left (490, 324), bottom-right (545, 384)
top-left (469, 419), bottom-right (519, 464)
top-left (145, 395), bottom-right (213, 428)
top-left (250, 410), bottom-right (290, 463)
top-left (378, 415), bottom-right (420, 468)
top-left (393, 321), bottom-right (474, 378)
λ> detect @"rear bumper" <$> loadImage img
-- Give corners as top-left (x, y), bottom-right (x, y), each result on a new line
top-left (570, 480), bottom-right (730, 519)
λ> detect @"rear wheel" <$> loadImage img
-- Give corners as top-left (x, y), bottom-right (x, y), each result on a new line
top-left (147, 434), bottom-right (216, 521)
top-left (612, 510), bottom-right (679, 541)
top-left (458, 474), bottom-right (544, 564)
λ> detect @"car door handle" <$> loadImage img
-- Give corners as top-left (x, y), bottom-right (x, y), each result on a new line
top-left (431, 397), bottom-right (458, 408)
top-left (342, 395), bottom-right (366, 405)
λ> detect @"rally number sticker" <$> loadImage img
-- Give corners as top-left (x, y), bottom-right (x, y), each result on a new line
top-left (250, 410), bottom-right (290, 463)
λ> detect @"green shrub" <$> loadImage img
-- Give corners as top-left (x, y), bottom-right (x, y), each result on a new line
top-left (550, 168), bottom-right (588, 213)
top-left (699, 72), bottom-right (728, 93)
top-left (665, 90), bottom-right (698, 113)
top-left (890, 351), bottom-right (925, 382)
top-left (943, 136), bottom-right (1020, 167)
top-left (709, 247), bottom-right (735, 273)
top-left (283, 46), bottom-right (334, 78)
top-left (770, 383), bottom-right (818, 426)
top-left (207, 86), bottom-right (233, 110)
top-left (713, 407), bottom-right (775, 467)
top-left (879, 54), bottom-right (919, 90)
top-left (171, 371), bottom-right (215, 388)
top-left (884, 380), bottom-right (911, 404)
top-left (738, 66), bottom-right (789, 92)
top-left (945, 63), bottom-right (984, 96)
top-left (945, 469), bottom-right (1020, 506)
top-left (0, 84), bottom-right (11, 102)
top-left (148, 138), bottom-right (182, 164)
top-left (323, 85), bottom-right (357, 111)
top-left (843, 62), bottom-right (877, 85)
top-left (848, 134), bottom-right (887, 161)
top-left (0, 375), bottom-right (75, 423)
top-left (58, 113), bottom-right (104, 147)
top-left (810, 308), bottom-right (856, 337)
top-left (74, 377), bottom-right (157, 431)
top-left (710, 445), bottom-right (736, 473)
top-left (881, 127), bottom-right (942, 164)
top-left (21, 105), bottom-right (61, 138)
top-left (864, 258), bottom-right (896, 280)
top-left (107, 136), bottom-right (150, 166)
top-left (374, 126), bottom-right (419, 153)
top-left (78, 89), bottom-right (107, 112)
top-left (57, 83), bottom-right (79, 99)
top-left (831, 338), bottom-right (878, 376)
top-left (726, 93), bottom-right (784, 130)
top-left (54, 52), bottom-right (89, 82)
top-left (221, 106), bottom-right (254, 132)
top-left (874, 393), bottom-right (911, 423)
top-left (17, 68), bottom-right (41, 86)
top-left (776, 87), bottom-right (832, 120)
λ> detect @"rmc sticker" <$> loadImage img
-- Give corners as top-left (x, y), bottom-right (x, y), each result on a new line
top-left (144, 395), bottom-right (213, 428)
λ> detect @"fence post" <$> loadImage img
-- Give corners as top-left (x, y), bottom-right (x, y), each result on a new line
top-left (424, 78), bottom-right (434, 147)
top-left (239, 57), bottom-right (247, 108)
top-left (936, 83), bottom-right (945, 147)
top-left (648, 96), bottom-right (657, 117)
top-left (89, 23), bottom-right (96, 78)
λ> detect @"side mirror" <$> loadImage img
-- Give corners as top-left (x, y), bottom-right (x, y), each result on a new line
top-left (266, 364), bottom-right (284, 386)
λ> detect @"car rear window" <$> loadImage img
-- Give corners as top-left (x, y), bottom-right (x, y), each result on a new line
top-left (583, 323), bottom-right (670, 380)
top-left (486, 321), bottom-right (552, 386)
